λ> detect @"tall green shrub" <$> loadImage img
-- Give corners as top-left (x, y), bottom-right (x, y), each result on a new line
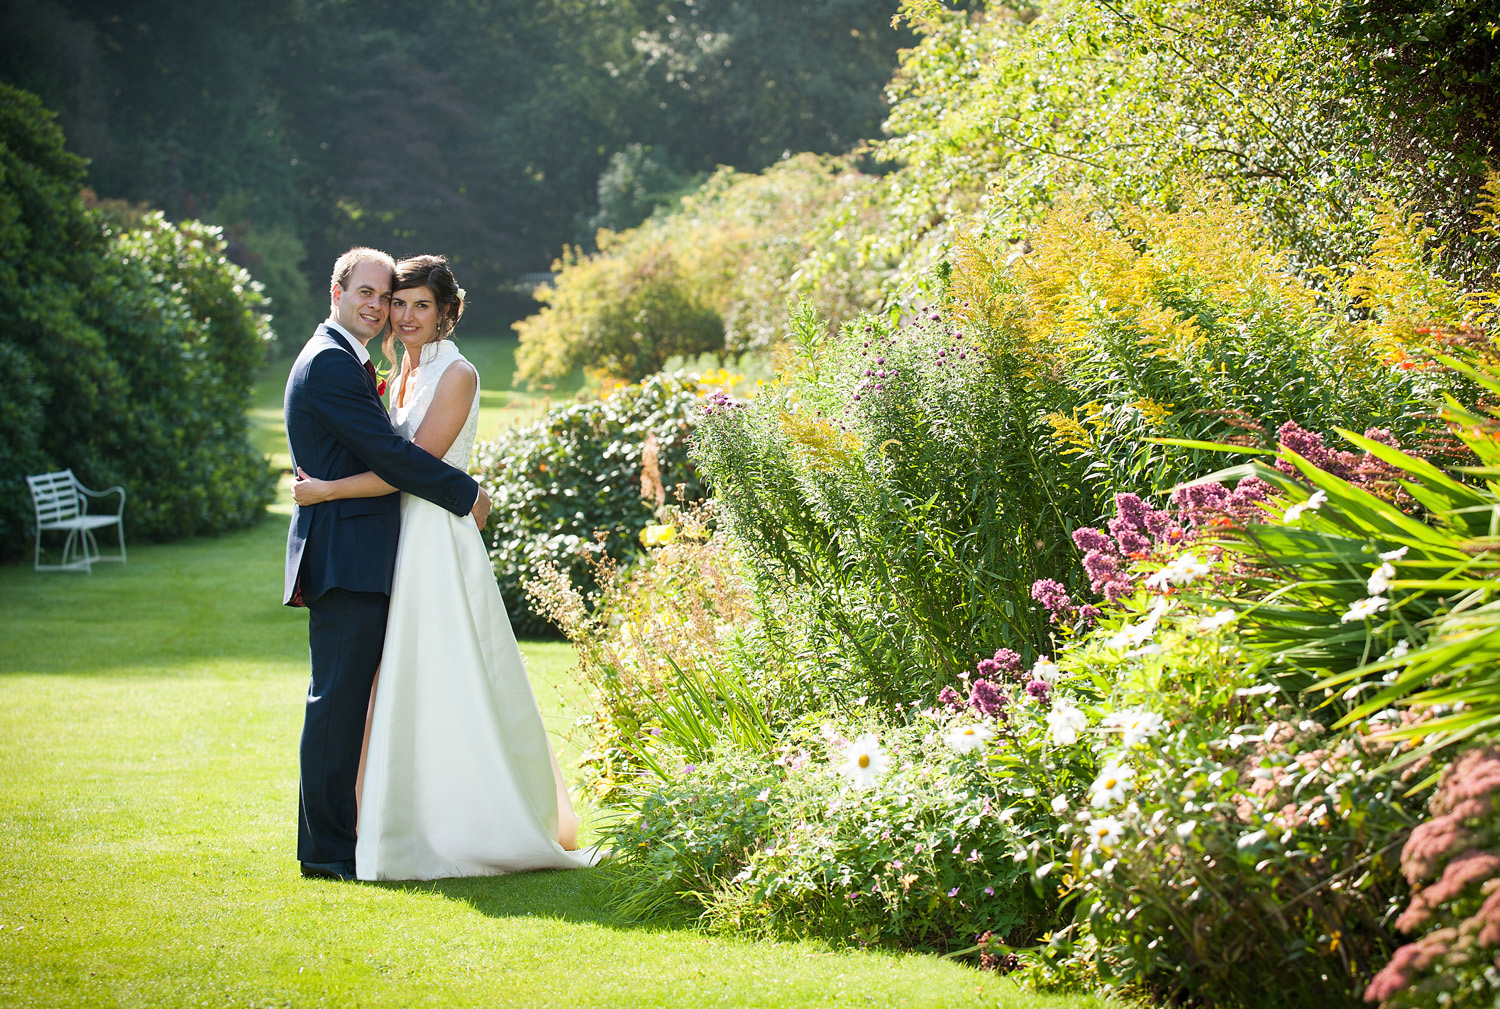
top-left (515, 156), bottom-right (881, 385)
top-left (694, 302), bottom-right (1087, 710)
top-left (692, 191), bottom-right (1467, 712)
top-left (472, 373), bottom-right (708, 636)
top-left (0, 84), bottom-right (274, 558)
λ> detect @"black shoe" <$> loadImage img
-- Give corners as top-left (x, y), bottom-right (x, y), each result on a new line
top-left (300, 860), bottom-right (357, 881)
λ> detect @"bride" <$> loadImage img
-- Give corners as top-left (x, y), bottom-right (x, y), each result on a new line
top-left (292, 254), bottom-right (594, 880)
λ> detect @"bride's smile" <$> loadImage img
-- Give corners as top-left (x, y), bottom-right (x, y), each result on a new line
top-left (390, 287), bottom-right (440, 348)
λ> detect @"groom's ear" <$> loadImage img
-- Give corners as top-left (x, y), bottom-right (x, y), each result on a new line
top-left (329, 281), bottom-right (343, 311)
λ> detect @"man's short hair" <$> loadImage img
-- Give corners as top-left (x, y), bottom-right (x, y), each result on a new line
top-left (329, 247), bottom-right (396, 299)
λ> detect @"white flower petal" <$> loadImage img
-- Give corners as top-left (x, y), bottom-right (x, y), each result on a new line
top-left (1340, 596), bottom-right (1390, 623)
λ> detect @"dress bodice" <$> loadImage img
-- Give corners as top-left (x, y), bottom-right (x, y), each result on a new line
top-left (390, 339), bottom-right (480, 470)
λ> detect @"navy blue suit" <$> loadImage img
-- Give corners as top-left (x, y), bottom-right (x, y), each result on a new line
top-left (283, 323), bottom-right (479, 865)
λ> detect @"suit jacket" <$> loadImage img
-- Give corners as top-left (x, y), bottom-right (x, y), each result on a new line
top-left (283, 324), bottom-right (480, 606)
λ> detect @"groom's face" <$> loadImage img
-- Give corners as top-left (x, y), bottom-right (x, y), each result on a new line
top-left (331, 261), bottom-right (393, 343)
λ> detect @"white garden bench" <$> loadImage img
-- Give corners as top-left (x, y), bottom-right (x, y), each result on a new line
top-left (26, 469), bottom-right (127, 572)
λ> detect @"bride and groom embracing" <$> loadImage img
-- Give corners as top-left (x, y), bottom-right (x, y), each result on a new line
top-left (283, 248), bottom-right (595, 882)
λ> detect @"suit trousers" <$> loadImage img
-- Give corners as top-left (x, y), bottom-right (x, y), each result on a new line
top-left (298, 587), bottom-right (390, 864)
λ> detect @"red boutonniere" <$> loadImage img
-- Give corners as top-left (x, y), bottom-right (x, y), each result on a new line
top-left (375, 363), bottom-right (391, 398)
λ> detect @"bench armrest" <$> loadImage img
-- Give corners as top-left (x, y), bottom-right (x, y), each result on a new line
top-left (76, 483), bottom-right (126, 516)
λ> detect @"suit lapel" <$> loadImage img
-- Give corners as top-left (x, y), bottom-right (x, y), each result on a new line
top-left (321, 324), bottom-right (379, 395)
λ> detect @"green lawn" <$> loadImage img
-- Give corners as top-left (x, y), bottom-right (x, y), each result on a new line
top-left (0, 413), bottom-right (1102, 1006)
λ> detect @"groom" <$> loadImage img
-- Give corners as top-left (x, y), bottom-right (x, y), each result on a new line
top-left (283, 247), bottom-right (491, 881)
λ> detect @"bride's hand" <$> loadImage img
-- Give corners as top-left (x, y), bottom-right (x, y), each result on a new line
top-left (291, 466), bottom-right (334, 506)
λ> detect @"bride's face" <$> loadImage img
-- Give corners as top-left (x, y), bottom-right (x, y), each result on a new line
top-left (390, 285), bottom-right (440, 350)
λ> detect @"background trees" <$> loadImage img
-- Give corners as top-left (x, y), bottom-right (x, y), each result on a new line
top-left (513, 0), bottom-right (1499, 384)
top-left (0, 0), bottom-right (914, 341)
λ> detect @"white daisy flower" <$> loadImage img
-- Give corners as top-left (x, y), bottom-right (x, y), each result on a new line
top-left (1283, 489), bottom-right (1328, 523)
top-left (1106, 622), bottom-right (1152, 650)
top-left (1106, 598), bottom-right (1170, 650)
top-left (1085, 815), bottom-right (1125, 850)
top-left (1030, 658), bottom-right (1062, 684)
top-left (1341, 596), bottom-right (1389, 623)
top-left (1117, 710), bottom-right (1165, 747)
top-left (1051, 794), bottom-right (1070, 815)
top-left (1378, 546), bottom-right (1409, 562)
top-left (945, 723), bottom-right (995, 754)
top-left (1088, 762), bottom-right (1136, 807)
top-left (1144, 552), bottom-right (1211, 590)
top-left (1046, 702), bottom-right (1088, 746)
top-left (1196, 608), bottom-right (1236, 633)
top-left (1367, 561), bottom-right (1396, 595)
top-left (837, 733), bottom-right (889, 789)
top-left (1388, 638), bottom-right (1410, 660)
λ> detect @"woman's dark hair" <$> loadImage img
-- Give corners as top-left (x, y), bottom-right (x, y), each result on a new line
top-left (384, 254), bottom-right (465, 364)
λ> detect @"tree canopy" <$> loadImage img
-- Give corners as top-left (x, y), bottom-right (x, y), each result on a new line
top-left (0, 0), bottom-right (915, 339)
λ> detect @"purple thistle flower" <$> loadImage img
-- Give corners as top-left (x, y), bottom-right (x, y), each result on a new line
top-left (991, 648), bottom-right (1022, 675)
top-left (1025, 679), bottom-right (1051, 702)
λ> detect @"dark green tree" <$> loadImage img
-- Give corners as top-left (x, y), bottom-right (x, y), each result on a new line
top-left (0, 0), bottom-right (915, 337)
top-left (0, 84), bottom-right (275, 559)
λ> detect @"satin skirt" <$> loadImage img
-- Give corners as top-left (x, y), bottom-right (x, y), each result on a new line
top-left (356, 492), bottom-right (595, 880)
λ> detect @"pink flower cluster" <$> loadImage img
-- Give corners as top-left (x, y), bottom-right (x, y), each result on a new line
top-left (1071, 492), bottom-right (1195, 601)
top-left (1276, 421), bottom-right (1395, 480)
top-left (1067, 476), bottom-right (1280, 604)
top-left (1273, 422), bottom-right (1428, 511)
top-left (976, 648), bottom-right (1023, 680)
top-left (1029, 578), bottom-right (1101, 627)
top-left (1364, 745), bottom-right (1500, 1007)
top-left (937, 649), bottom-right (1034, 720)
top-left (1169, 476), bottom-right (1272, 529)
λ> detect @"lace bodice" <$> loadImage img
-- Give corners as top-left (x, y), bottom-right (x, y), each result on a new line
top-left (389, 339), bottom-right (480, 469)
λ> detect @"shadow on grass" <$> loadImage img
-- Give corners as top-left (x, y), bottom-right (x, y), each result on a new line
top-left (377, 862), bottom-right (691, 934)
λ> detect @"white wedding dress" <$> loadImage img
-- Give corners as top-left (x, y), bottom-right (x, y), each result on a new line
top-left (356, 339), bottom-right (595, 880)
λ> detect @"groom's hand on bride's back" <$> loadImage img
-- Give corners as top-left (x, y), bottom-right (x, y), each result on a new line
top-left (471, 485), bottom-right (491, 530)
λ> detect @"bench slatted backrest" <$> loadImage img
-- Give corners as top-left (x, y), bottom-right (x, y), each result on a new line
top-left (27, 471), bottom-right (82, 525)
